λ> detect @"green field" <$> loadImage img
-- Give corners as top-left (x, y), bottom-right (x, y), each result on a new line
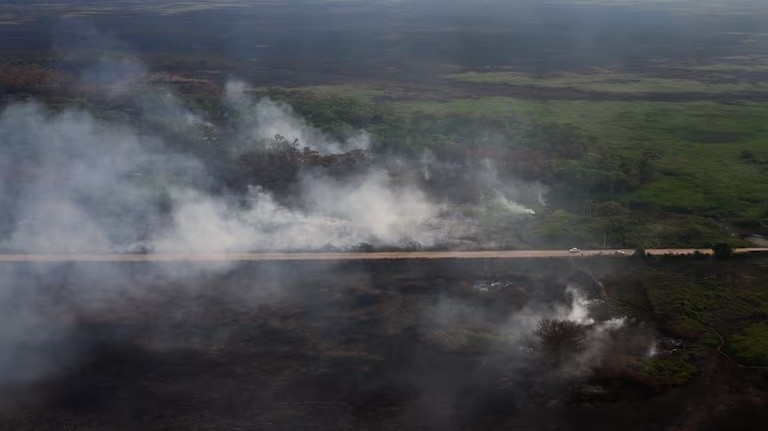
top-left (5, 0), bottom-right (768, 249)
top-left (444, 70), bottom-right (768, 94)
top-left (256, 83), bottom-right (768, 248)
top-left (383, 97), bottom-right (768, 218)
top-left (627, 257), bottom-right (768, 366)
top-left (293, 86), bottom-right (768, 220)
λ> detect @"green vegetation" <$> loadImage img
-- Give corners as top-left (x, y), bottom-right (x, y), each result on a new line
top-left (595, 256), bottom-right (768, 387)
top-left (6, 50), bottom-right (768, 249)
top-left (637, 356), bottom-right (698, 386)
top-left (424, 328), bottom-right (503, 353)
top-left (6, 51), bottom-right (768, 248)
top-left (253, 84), bottom-right (768, 247)
top-left (251, 87), bottom-right (387, 140)
top-left (728, 323), bottom-right (768, 366)
top-left (530, 319), bottom-right (588, 366)
top-left (285, 85), bottom-right (385, 101)
top-left (634, 260), bottom-right (768, 354)
top-left (444, 70), bottom-right (768, 94)
top-left (687, 58), bottom-right (768, 73)
top-left (3, 2), bottom-right (768, 427)
top-left (713, 243), bottom-right (735, 260)
top-left (380, 96), bottom-right (768, 219)
top-left (533, 210), bottom-right (747, 249)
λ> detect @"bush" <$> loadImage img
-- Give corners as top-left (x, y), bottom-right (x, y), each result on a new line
top-left (636, 357), bottom-right (697, 387)
top-left (728, 323), bottom-right (768, 366)
top-left (740, 150), bottom-right (755, 161)
top-left (530, 319), bottom-right (587, 366)
top-left (712, 242), bottom-right (733, 260)
top-left (692, 250), bottom-right (709, 261)
top-left (353, 242), bottom-right (375, 253)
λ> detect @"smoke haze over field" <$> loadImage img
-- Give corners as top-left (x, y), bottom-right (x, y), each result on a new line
top-left (0, 43), bottom-right (629, 406)
top-left (2, 1), bottom-right (768, 429)
top-left (0, 98), bottom-right (445, 253)
top-left (0, 33), bottom-right (552, 395)
top-left (0, 257), bottom-right (637, 416)
top-left (0, 42), bottom-right (544, 253)
top-left (225, 80), bottom-right (372, 155)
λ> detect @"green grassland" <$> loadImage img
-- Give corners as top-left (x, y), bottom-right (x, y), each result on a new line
top-left (259, 82), bottom-right (768, 247)
top-left (688, 58), bottom-right (768, 73)
top-left (592, 256), bottom-right (768, 380)
top-left (729, 323), bottom-right (768, 365)
top-left (444, 70), bottom-right (768, 94)
top-left (6, 49), bottom-right (768, 248)
top-left (638, 258), bottom-right (768, 366)
top-left (387, 98), bottom-right (768, 216)
top-left (381, 96), bottom-right (768, 218)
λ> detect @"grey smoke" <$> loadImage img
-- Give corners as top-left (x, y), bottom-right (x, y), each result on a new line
top-left (225, 80), bottom-right (371, 154)
top-left (0, 44), bottom-right (543, 394)
top-left (0, 73), bottom-right (542, 253)
top-left (477, 159), bottom-right (545, 216)
top-left (424, 283), bottom-right (629, 377)
top-left (0, 265), bottom-right (78, 389)
top-left (0, 57), bottom-right (450, 393)
top-left (0, 97), bottom-right (442, 253)
top-left (300, 171), bottom-right (441, 245)
top-left (80, 54), bottom-right (147, 97)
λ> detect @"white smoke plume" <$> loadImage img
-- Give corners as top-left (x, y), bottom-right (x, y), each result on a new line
top-left (0, 96), bottom-right (445, 253)
top-left (300, 171), bottom-right (441, 246)
top-left (423, 282), bottom-right (629, 380)
top-left (0, 37), bottom-right (545, 395)
top-left (477, 159), bottom-right (543, 216)
top-left (224, 80), bottom-right (371, 154)
top-left (559, 284), bottom-right (596, 325)
top-left (0, 60), bottom-right (448, 392)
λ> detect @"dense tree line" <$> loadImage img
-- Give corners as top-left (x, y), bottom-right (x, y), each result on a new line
top-left (0, 63), bottom-right (67, 94)
top-left (238, 134), bottom-right (366, 194)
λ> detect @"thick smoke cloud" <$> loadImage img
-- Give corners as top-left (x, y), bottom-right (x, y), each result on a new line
top-left (300, 171), bottom-right (441, 245)
top-left (0, 48), bottom-right (454, 393)
top-left (0, 87), bottom-right (447, 253)
top-left (0, 39), bottom-right (543, 396)
top-left (0, 22), bottom-right (546, 254)
top-left (11, 24), bottom-right (549, 254)
top-left (0, 76), bottom-right (540, 253)
top-left (0, 102), bottom-right (202, 253)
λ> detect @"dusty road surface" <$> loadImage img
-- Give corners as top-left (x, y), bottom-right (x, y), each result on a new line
top-left (0, 248), bottom-right (766, 262)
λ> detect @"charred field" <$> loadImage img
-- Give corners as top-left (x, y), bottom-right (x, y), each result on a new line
top-left (3, 1), bottom-right (768, 429)
top-left (1, 257), bottom-right (767, 431)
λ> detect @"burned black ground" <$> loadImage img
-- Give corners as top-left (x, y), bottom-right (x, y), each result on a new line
top-left (0, 258), bottom-right (766, 430)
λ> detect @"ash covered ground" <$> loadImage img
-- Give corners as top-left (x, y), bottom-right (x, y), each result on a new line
top-left (1, 259), bottom-right (765, 431)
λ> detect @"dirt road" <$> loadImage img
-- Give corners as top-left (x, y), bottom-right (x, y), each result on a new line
top-left (0, 248), bottom-right (766, 262)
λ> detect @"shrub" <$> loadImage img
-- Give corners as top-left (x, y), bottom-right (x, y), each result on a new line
top-left (530, 319), bottom-right (587, 366)
top-left (636, 357), bottom-right (697, 387)
top-left (712, 243), bottom-right (733, 260)
top-left (728, 323), bottom-right (768, 366)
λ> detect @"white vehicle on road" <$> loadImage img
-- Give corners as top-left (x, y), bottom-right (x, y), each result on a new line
top-left (569, 247), bottom-right (581, 254)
